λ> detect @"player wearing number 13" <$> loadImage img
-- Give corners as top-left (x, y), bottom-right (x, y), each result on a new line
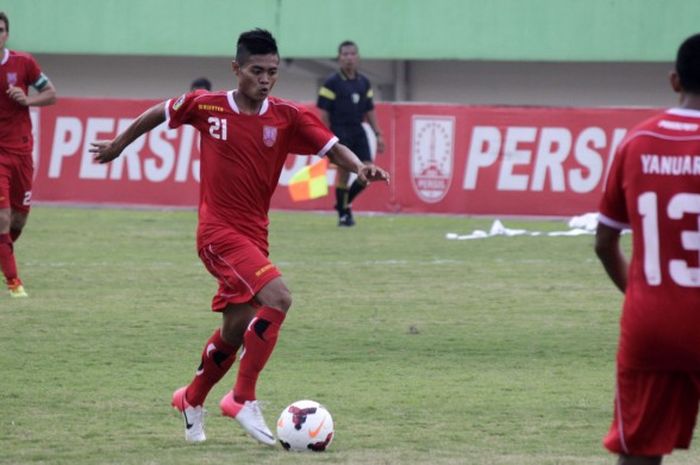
top-left (595, 33), bottom-right (700, 465)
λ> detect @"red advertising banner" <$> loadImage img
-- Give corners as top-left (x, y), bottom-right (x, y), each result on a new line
top-left (32, 98), bottom-right (659, 216)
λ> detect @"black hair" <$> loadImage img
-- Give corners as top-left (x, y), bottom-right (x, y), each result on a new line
top-left (337, 40), bottom-right (357, 55)
top-left (190, 77), bottom-right (212, 91)
top-left (0, 11), bottom-right (8, 32)
top-left (236, 28), bottom-right (278, 65)
top-left (676, 33), bottom-right (700, 94)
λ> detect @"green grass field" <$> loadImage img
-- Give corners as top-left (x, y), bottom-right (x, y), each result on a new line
top-left (2, 206), bottom-right (699, 465)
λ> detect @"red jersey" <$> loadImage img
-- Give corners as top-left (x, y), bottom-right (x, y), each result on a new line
top-left (167, 90), bottom-right (337, 252)
top-left (0, 49), bottom-right (45, 154)
top-left (599, 108), bottom-right (700, 370)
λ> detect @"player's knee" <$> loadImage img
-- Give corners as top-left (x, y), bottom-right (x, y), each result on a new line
top-left (269, 288), bottom-right (292, 313)
top-left (10, 214), bottom-right (27, 231)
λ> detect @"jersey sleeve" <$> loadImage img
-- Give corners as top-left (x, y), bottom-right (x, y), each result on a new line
top-left (289, 107), bottom-right (338, 157)
top-left (24, 54), bottom-right (45, 89)
top-left (598, 142), bottom-right (630, 229)
top-left (316, 77), bottom-right (336, 112)
top-left (166, 91), bottom-right (203, 129)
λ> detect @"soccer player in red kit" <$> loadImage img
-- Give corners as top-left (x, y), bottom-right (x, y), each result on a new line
top-left (596, 33), bottom-right (700, 465)
top-left (90, 29), bottom-right (389, 446)
top-left (0, 11), bottom-right (57, 298)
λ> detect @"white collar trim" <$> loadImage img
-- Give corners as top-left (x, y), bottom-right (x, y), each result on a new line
top-left (666, 108), bottom-right (700, 118)
top-left (1, 49), bottom-right (9, 65)
top-left (227, 90), bottom-right (269, 115)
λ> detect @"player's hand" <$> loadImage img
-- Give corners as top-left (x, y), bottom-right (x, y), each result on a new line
top-left (90, 140), bottom-right (122, 164)
top-left (357, 164), bottom-right (390, 185)
top-left (7, 85), bottom-right (29, 106)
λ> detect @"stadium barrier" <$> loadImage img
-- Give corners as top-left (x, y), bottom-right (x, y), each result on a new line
top-left (31, 98), bottom-right (659, 216)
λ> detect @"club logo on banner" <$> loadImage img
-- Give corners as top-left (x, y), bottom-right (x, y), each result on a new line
top-left (410, 116), bottom-right (454, 203)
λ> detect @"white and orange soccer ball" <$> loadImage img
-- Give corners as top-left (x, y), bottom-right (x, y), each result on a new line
top-left (276, 400), bottom-right (334, 452)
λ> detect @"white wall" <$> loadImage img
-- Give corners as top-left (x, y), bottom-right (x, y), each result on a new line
top-left (35, 53), bottom-right (677, 108)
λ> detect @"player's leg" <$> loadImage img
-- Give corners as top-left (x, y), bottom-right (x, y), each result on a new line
top-left (3, 155), bottom-right (32, 297)
top-left (232, 277), bottom-right (290, 403)
top-left (0, 157), bottom-right (24, 297)
top-left (604, 369), bottom-right (697, 464)
top-left (220, 277), bottom-right (290, 446)
top-left (195, 234), bottom-right (283, 444)
top-left (10, 210), bottom-right (28, 242)
top-left (344, 130), bottom-right (372, 225)
top-left (0, 207), bottom-right (19, 290)
top-left (335, 166), bottom-right (351, 225)
top-left (171, 308), bottom-right (250, 443)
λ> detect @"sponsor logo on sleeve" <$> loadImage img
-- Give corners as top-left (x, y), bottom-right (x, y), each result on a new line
top-left (172, 94), bottom-right (186, 111)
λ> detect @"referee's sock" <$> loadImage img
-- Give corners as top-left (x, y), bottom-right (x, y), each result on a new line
top-left (335, 187), bottom-right (349, 215)
top-left (347, 179), bottom-right (366, 205)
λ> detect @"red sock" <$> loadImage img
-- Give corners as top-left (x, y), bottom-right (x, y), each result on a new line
top-left (234, 307), bottom-right (286, 403)
top-left (186, 329), bottom-right (238, 407)
top-left (0, 233), bottom-right (18, 282)
top-left (10, 228), bottom-right (22, 242)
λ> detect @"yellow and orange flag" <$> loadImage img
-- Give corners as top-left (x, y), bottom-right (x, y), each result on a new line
top-left (288, 157), bottom-right (330, 201)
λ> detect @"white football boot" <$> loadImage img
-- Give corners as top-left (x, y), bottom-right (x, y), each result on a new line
top-left (220, 391), bottom-right (276, 446)
top-left (171, 386), bottom-right (206, 443)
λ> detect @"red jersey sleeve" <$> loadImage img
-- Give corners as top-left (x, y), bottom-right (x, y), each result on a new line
top-left (24, 54), bottom-right (42, 86)
top-left (166, 90), bottom-right (206, 129)
top-left (598, 142), bottom-right (630, 229)
top-left (289, 106), bottom-right (338, 156)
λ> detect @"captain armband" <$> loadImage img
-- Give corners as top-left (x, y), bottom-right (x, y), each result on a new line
top-left (32, 73), bottom-right (49, 91)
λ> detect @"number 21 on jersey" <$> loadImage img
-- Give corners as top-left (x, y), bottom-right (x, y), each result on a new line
top-left (208, 117), bottom-right (228, 140)
top-left (638, 192), bottom-right (700, 287)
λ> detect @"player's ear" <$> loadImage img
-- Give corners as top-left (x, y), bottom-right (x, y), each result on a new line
top-left (670, 70), bottom-right (683, 93)
top-left (232, 60), bottom-right (241, 76)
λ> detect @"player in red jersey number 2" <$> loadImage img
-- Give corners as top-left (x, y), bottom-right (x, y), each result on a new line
top-left (596, 33), bottom-right (700, 465)
top-left (0, 11), bottom-right (57, 298)
top-left (90, 29), bottom-right (389, 446)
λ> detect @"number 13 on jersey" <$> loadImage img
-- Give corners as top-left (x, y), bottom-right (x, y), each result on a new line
top-left (639, 192), bottom-right (700, 287)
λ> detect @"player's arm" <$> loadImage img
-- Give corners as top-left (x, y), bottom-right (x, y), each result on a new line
top-left (326, 142), bottom-right (390, 185)
top-left (7, 77), bottom-right (56, 107)
top-left (594, 222), bottom-right (628, 293)
top-left (365, 109), bottom-right (385, 153)
top-left (90, 101), bottom-right (167, 164)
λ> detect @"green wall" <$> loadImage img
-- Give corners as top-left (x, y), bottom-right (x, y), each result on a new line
top-left (3, 0), bottom-right (698, 61)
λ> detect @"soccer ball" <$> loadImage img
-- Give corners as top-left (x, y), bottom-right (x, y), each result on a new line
top-left (276, 400), bottom-right (334, 452)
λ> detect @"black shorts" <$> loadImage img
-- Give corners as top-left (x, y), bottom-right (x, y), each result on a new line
top-left (332, 125), bottom-right (371, 163)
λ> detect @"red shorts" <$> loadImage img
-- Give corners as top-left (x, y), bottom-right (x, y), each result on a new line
top-left (604, 367), bottom-right (700, 456)
top-left (0, 152), bottom-right (33, 213)
top-left (198, 231), bottom-right (281, 311)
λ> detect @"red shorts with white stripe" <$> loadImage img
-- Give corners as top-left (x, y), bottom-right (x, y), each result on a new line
top-left (0, 152), bottom-right (33, 213)
top-left (604, 367), bottom-right (700, 456)
top-left (198, 232), bottom-right (281, 311)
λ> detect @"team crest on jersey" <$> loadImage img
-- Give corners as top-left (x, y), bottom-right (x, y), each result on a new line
top-left (262, 126), bottom-right (277, 147)
top-left (7, 73), bottom-right (17, 86)
top-left (410, 116), bottom-right (455, 203)
top-left (172, 94), bottom-right (186, 111)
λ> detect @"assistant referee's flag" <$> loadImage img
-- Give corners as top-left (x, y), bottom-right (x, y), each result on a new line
top-left (288, 157), bottom-right (329, 201)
